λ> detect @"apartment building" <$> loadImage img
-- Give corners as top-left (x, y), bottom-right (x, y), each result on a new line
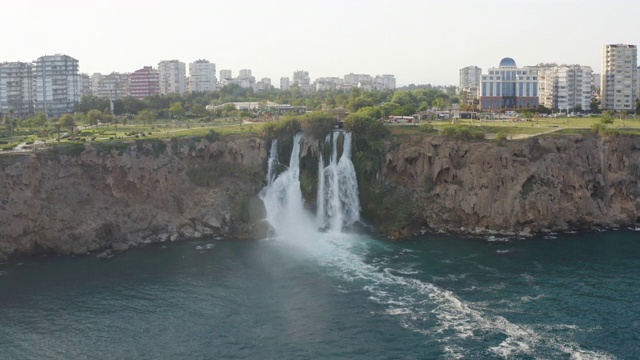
top-left (459, 66), bottom-right (482, 101)
top-left (78, 73), bottom-right (91, 97)
top-left (129, 66), bottom-right (160, 100)
top-left (219, 70), bottom-right (232, 86)
top-left (280, 77), bottom-right (290, 90)
top-left (94, 72), bottom-right (130, 100)
top-left (538, 65), bottom-right (592, 111)
top-left (374, 74), bottom-right (396, 90)
top-left (479, 57), bottom-right (539, 110)
top-left (188, 59), bottom-right (216, 93)
top-left (158, 60), bottom-right (186, 95)
top-left (33, 54), bottom-right (80, 118)
top-left (601, 44), bottom-right (638, 111)
top-left (0, 62), bottom-right (33, 118)
top-left (293, 70), bottom-right (311, 92)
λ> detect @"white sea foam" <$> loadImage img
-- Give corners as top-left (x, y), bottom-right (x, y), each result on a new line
top-left (258, 132), bottom-right (612, 359)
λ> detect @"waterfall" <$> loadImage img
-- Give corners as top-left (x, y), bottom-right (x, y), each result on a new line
top-left (260, 130), bottom-right (360, 239)
top-left (266, 139), bottom-right (279, 186)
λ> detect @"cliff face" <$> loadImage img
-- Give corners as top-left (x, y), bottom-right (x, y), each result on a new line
top-left (382, 134), bottom-right (640, 235)
top-left (2, 133), bottom-right (640, 259)
top-left (0, 136), bottom-right (268, 258)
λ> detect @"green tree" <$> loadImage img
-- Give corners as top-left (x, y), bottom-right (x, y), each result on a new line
top-left (191, 103), bottom-right (208, 118)
top-left (137, 109), bottom-right (155, 127)
top-left (600, 111), bottom-right (614, 125)
top-left (35, 112), bottom-right (47, 129)
top-left (87, 109), bottom-right (103, 126)
top-left (58, 114), bottom-right (77, 140)
top-left (169, 102), bottom-right (186, 119)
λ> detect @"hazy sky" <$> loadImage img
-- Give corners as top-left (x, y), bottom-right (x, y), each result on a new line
top-left (4, 0), bottom-right (639, 86)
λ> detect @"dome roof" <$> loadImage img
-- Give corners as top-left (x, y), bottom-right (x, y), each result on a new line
top-left (499, 57), bottom-right (517, 67)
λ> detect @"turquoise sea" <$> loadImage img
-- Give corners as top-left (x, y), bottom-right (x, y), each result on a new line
top-left (1, 231), bottom-right (638, 359)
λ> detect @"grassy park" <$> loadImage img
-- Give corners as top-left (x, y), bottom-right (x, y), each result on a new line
top-left (388, 114), bottom-right (640, 139)
top-left (0, 117), bottom-right (268, 152)
top-left (2, 112), bottom-right (640, 153)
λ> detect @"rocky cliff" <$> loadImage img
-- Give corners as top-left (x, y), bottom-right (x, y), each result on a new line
top-left (382, 134), bottom-right (640, 236)
top-left (2, 132), bottom-right (640, 260)
top-left (0, 136), bottom-right (268, 259)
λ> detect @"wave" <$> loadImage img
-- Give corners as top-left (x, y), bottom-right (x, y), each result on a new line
top-left (276, 232), bottom-right (614, 359)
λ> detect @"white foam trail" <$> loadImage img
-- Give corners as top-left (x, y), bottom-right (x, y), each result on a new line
top-left (259, 131), bottom-right (610, 359)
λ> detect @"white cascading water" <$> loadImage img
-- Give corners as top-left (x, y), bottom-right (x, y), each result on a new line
top-left (260, 130), bottom-right (360, 239)
top-left (260, 132), bottom-right (316, 240)
top-left (266, 139), bottom-right (279, 186)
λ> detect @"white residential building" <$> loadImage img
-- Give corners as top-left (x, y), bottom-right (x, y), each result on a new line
top-left (280, 77), bottom-right (290, 90)
top-left (374, 74), bottom-right (396, 90)
top-left (33, 54), bottom-right (80, 118)
top-left (539, 65), bottom-right (592, 111)
top-left (158, 60), bottom-right (186, 95)
top-left (459, 66), bottom-right (482, 100)
top-left (78, 73), bottom-right (91, 98)
top-left (94, 72), bottom-right (131, 100)
top-left (601, 44), bottom-right (638, 111)
top-left (219, 69), bottom-right (232, 86)
top-left (315, 77), bottom-right (342, 91)
top-left (255, 77), bottom-right (272, 93)
top-left (293, 70), bottom-right (311, 92)
top-left (0, 62), bottom-right (33, 118)
top-left (90, 73), bottom-right (103, 96)
top-left (188, 59), bottom-right (216, 93)
top-left (344, 73), bottom-right (371, 87)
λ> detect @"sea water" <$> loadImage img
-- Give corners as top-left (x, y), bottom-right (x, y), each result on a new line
top-left (0, 231), bottom-right (638, 359)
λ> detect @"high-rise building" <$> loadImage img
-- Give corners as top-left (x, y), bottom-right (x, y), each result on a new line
top-left (343, 73), bottom-right (371, 88)
top-left (280, 77), bottom-right (290, 90)
top-left (78, 73), bottom-right (91, 98)
top-left (0, 62), bottom-right (33, 118)
top-left (219, 70), bottom-right (232, 86)
top-left (459, 66), bottom-right (482, 101)
top-left (90, 73), bottom-right (104, 96)
top-left (33, 54), bottom-right (80, 118)
top-left (255, 77), bottom-right (272, 93)
top-left (293, 70), bottom-right (311, 92)
top-left (94, 72), bottom-right (130, 100)
top-left (188, 59), bottom-right (216, 93)
top-left (601, 44), bottom-right (638, 111)
top-left (479, 57), bottom-right (539, 110)
top-left (374, 74), bottom-right (396, 90)
top-left (129, 66), bottom-right (160, 100)
top-left (538, 65), bottom-right (592, 111)
top-left (158, 60), bottom-right (186, 95)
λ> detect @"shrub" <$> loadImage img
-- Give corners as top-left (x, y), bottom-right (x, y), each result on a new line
top-left (262, 116), bottom-right (301, 139)
top-left (441, 125), bottom-right (485, 140)
top-left (419, 123), bottom-right (437, 134)
top-left (495, 131), bottom-right (508, 141)
top-left (299, 111), bottom-right (336, 140)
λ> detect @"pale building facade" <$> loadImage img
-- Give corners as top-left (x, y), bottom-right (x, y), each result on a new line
top-left (374, 74), bottom-right (396, 90)
top-left (78, 73), bottom-right (91, 98)
top-left (158, 60), bottom-right (186, 95)
top-left (601, 44), bottom-right (638, 111)
top-left (188, 59), bottom-right (217, 93)
top-left (0, 62), bottom-right (33, 118)
top-left (539, 65), bottom-right (592, 111)
top-left (94, 72), bottom-right (130, 100)
top-left (280, 77), bottom-right (290, 90)
top-left (129, 66), bottom-right (160, 100)
top-left (459, 66), bottom-right (482, 101)
top-left (479, 57), bottom-right (539, 110)
top-left (33, 54), bottom-right (80, 118)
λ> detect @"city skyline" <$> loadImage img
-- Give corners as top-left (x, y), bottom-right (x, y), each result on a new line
top-left (4, 0), bottom-right (639, 86)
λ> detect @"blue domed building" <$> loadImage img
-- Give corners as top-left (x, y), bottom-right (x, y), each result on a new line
top-left (479, 58), bottom-right (539, 110)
